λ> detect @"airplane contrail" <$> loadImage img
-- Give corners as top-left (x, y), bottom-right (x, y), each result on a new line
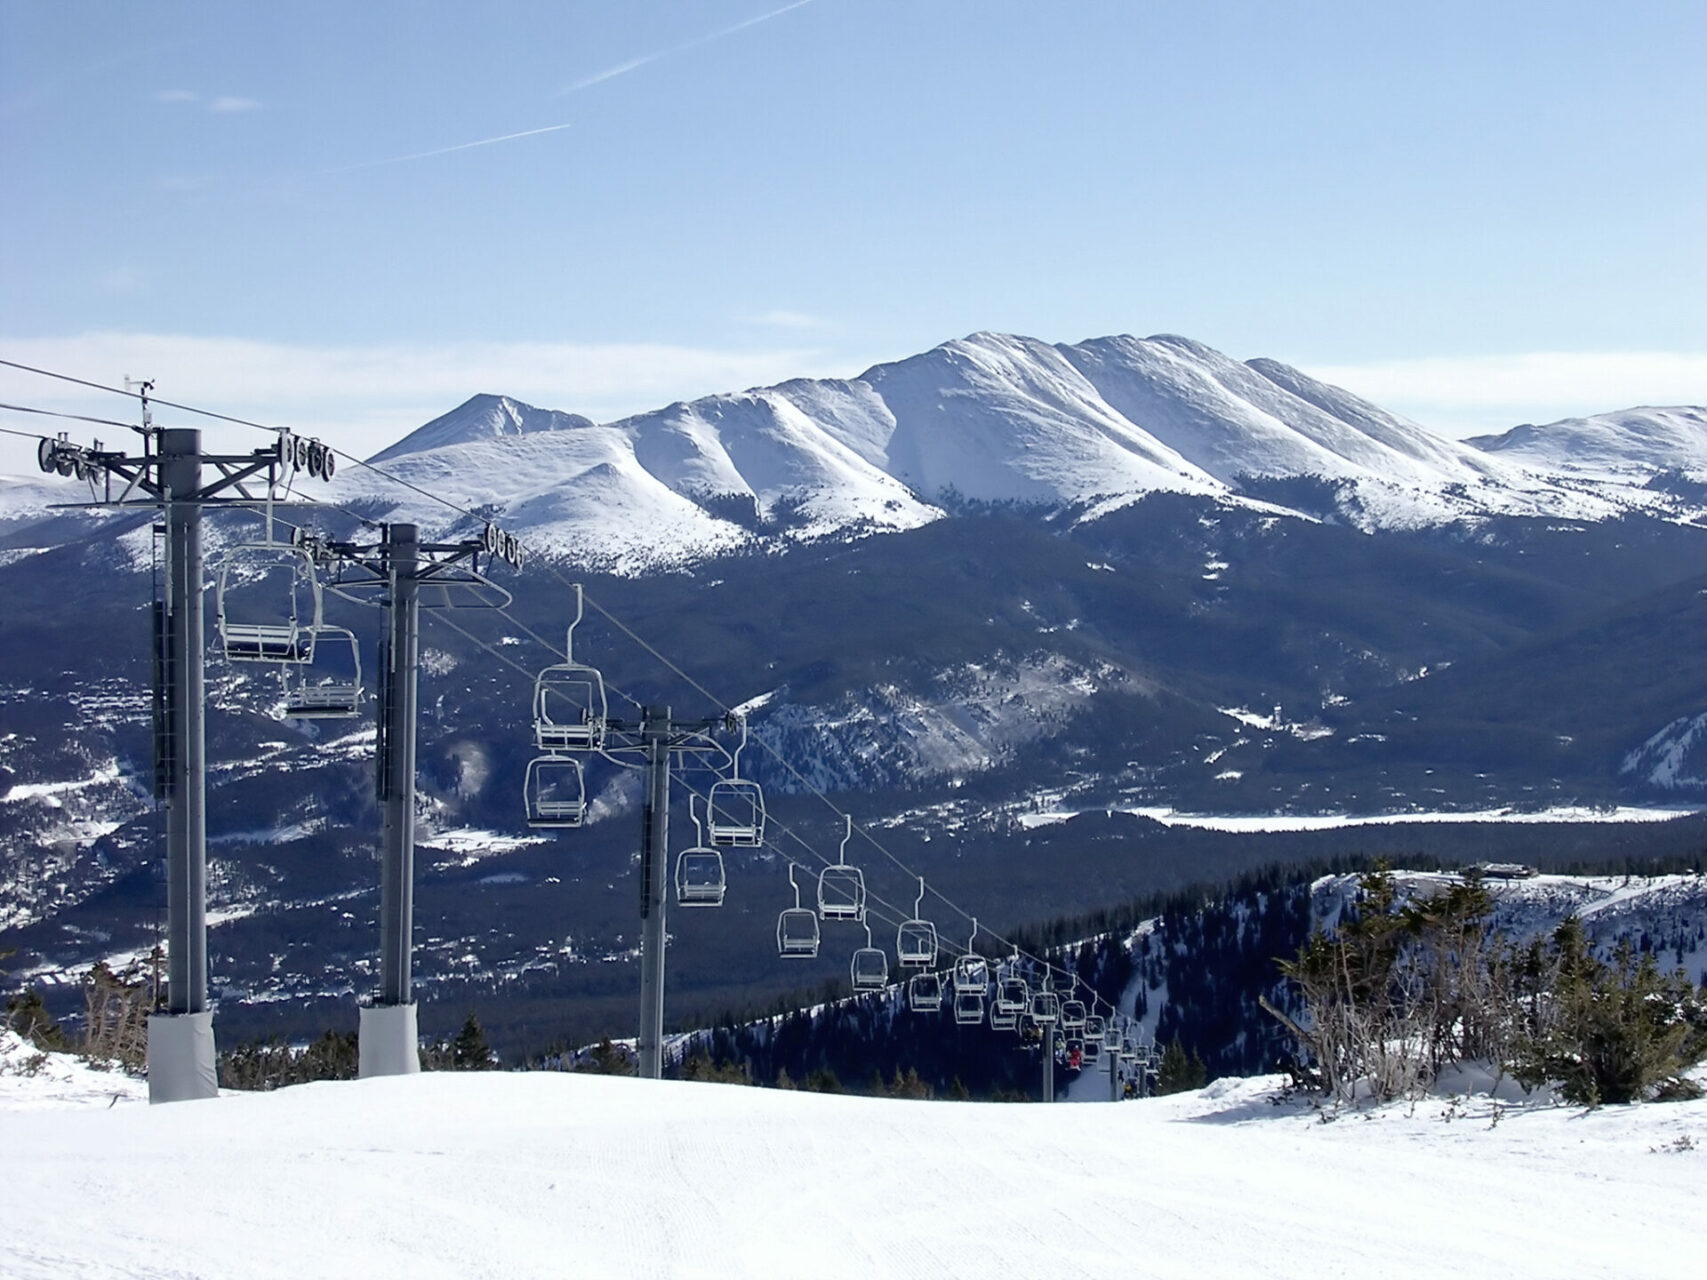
top-left (559, 0), bottom-right (816, 95)
top-left (317, 0), bottom-right (814, 175)
top-left (320, 120), bottom-right (576, 175)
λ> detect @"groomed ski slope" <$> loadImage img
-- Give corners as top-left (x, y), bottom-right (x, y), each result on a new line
top-left (3, 1050), bottom-right (1704, 1279)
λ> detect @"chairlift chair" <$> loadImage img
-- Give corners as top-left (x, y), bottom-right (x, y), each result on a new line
top-left (532, 589), bottom-right (607, 751)
top-left (989, 1002), bottom-right (1018, 1032)
top-left (674, 800), bottom-right (726, 907)
top-left (952, 953), bottom-right (990, 996)
top-left (533, 664), bottom-right (607, 752)
top-left (951, 920), bottom-right (988, 995)
top-left (1083, 1014), bottom-right (1106, 1045)
top-left (896, 877), bottom-right (938, 968)
top-left (952, 989), bottom-right (985, 1026)
top-left (280, 625), bottom-right (362, 718)
top-left (908, 970), bottom-right (944, 1013)
top-left (1101, 1020), bottom-right (1122, 1051)
top-left (707, 718), bottom-right (765, 846)
top-left (1029, 989), bottom-right (1061, 1026)
top-left (777, 865), bottom-right (820, 958)
top-left (816, 816), bottom-right (866, 921)
top-left (850, 921), bottom-right (888, 992)
top-left (706, 778), bottom-right (765, 846)
top-left (995, 976), bottom-right (1030, 1017)
top-left (217, 536), bottom-right (322, 663)
top-left (1063, 1038), bottom-right (1085, 1071)
top-left (1081, 1036), bottom-right (1102, 1065)
top-left (524, 755), bottom-right (587, 828)
top-left (1060, 998), bottom-right (1088, 1032)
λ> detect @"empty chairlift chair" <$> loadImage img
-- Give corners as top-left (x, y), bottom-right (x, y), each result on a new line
top-left (816, 816), bottom-right (866, 921)
top-left (953, 987), bottom-right (985, 1026)
top-left (532, 589), bottom-right (607, 752)
top-left (217, 532), bottom-right (322, 663)
top-left (993, 968), bottom-right (1029, 1033)
top-left (777, 864), bottom-right (820, 959)
top-left (280, 625), bottom-right (362, 718)
top-left (675, 801), bottom-right (726, 907)
top-left (525, 754), bottom-right (587, 828)
top-left (707, 718), bottom-right (765, 847)
top-left (1030, 987), bottom-right (1061, 1028)
top-left (908, 970), bottom-right (944, 1014)
top-left (896, 877), bottom-right (938, 969)
top-left (995, 972), bottom-right (1030, 1019)
top-left (850, 920), bottom-right (888, 992)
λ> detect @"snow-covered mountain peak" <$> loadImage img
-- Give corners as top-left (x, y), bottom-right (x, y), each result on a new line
top-left (1467, 407), bottom-right (1707, 479)
top-left (368, 393), bottom-right (595, 464)
top-left (7, 331), bottom-right (1705, 575)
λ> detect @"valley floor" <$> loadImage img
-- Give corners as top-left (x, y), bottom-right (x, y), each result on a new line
top-left (2, 1033), bottom-right (1703, 1279)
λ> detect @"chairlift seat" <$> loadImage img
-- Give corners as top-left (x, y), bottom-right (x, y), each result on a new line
top-left (706, 778), bottom-right (766, 847)
top-left (1060, 999), bottom-right (1088, 1032)
top-left (777, 907), bottom-right (820, 958)
top-left (896, 919), bottom-right (938, 968)
top-left (1029, 990), bottom-right (1061, 1025)
top-left (525, 755), bottom-right (587, 828)
top-left (1082, 1038), bottom-right (1102, 1064)
top-left (989, 1003), bottom-right (1018, 1032)
top-left (953, 990), bottom-right (985, 1026)
top-left (217, 542), bottom-right (322, 665)
top-left (995, 977), bottom-right (1029, 1016)
top-left (281, 625), bottom-right (361, 717)
top-left (850, 946), bottom-right (888, 991)
top-left (532, 664), bottom-right (607, 752)
top-left (817, 865), bottom-right (865, 921)
top-left (675, 849), bottom-right (726, 907)
top-left (952, 954), bottom-right (989, 996)
top-left (907, 971), bottom-right (944, 1013)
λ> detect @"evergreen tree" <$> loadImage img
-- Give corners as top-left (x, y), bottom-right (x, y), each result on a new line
top-left (451, 1015), bottom-right (497, 1071)
top-left (1154, 1039), bottom-right (1207, 1094)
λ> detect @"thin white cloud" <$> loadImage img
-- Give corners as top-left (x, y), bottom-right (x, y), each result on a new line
top-left (749, 309), bottom-right (830, 331)
top-left (1303, 351), bottom-right (1707, 438)
top-left (320, 121), bottom-right (575, 175)
top-left (559, 0), bottom-right (816, 95)
top-left (208, 96), bottom-right (262, 113)
top-left (0, 331), bottom-right (857, 472)
top-left (153, 89), bottom-right (198, 104)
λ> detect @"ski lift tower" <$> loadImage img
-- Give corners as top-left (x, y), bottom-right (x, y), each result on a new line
top-left (319, 522), bottom-right (517, 1077)
top-left (40, 413), bottom-right (338, 1102)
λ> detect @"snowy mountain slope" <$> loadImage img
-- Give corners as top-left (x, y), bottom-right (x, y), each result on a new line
top-left (1468, 406), bottom-right (1707, 479)
top-left (3, 1052), bottom-right (1703, 1280)
top-left (864, 332), bottom-right (1223, 505)
top-left (317, 331), bottom-right (1700, 564)
top-left (1311, 870), bottom-right (1707, 986)
top-left (5, 333), bottom-right (1705, 573)
top-left (367, 393), bottom-right (594, 464)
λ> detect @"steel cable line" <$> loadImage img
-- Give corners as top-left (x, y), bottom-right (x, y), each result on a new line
top-left (0, 357), bottom-right (1132, 1022)
top-left (0, 405), bottom-right (138, 433)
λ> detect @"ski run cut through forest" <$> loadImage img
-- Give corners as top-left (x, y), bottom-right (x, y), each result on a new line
top-left (3, 1026), bottom-right (1705, 1280)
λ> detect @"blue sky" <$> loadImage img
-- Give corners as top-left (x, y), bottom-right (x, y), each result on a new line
top-left (2, 0), bottom-right (1703, 469)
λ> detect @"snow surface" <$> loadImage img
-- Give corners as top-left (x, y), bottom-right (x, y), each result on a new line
top-left (2, 1032), bottom-right (1703, 1280)
top-left (1016, 803), bottom-right (1702, 832)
